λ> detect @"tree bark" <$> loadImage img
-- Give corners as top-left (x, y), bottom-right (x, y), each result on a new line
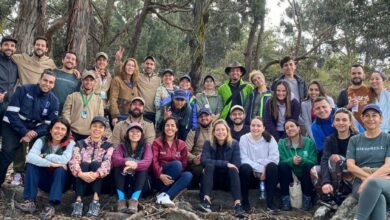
top-left (253, 15), bottom-right (265, 70)
top-left (128, 0), bottom-right (151, 58)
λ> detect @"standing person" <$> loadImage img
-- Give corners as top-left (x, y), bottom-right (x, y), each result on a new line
top-left (239, 117), bottom-right (279, 212)
top-left (264, 80), bottom-right (301, 141)
top-left (179, 74), bottom-right (198, 129)
top-left (229, 105), bottom-right (250, 141)
top-left (0, 70), bottom-right (59, 187)
top-left (112, 123), bottom-right (152, 214)
top-left (69, 116), bottom-right (114, 217)
top-left (154, 69), bottom-right (178, 124)
top-left (369, 71), bottom-right (390, 133)
top-left (301, 80), bottom-right (335, 140)
top-left (244, 70), bottom-right (272, 124)
top-left (198, 119), bottom-right (245, 218)
top-left (196, 74), bottom-right (223, 121)
top-left (336, 64), bottom-right (372, 124)
top-left (278, 119), bottom-right (317, 211)
top-left (152, 117), bottom-right (192, 207)
top-left (271, 56), bottom-right (307, 102)
top-left (90, 52), bottom-right (112, 111)
top-left (218, 61), bottom-right (253, 125)
top-left (62, 70), bottom-right (104, 141)
top-left (16, 118), bottom-right (74, 219)
top-left (109, 58), bottom-right (139, 125)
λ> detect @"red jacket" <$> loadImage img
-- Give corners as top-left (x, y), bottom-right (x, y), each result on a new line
top-left (152, 137), bottom-right (188, 178)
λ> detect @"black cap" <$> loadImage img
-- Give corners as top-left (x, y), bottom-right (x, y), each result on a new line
top-left (203, 75), bottom-right (215, 84)
top-left (161, 68), bottom-right (174, 76)
top-left (91, 116), bottom-right (107, 127)
top-left (179, 74), bottom-right (192, 83)
top-left (143, 55), bottom-right (156, 63)
top-left (362, 104), bottom-right (382, 115)
top-left (1, 35), bottom-right (17, 45)
top-left (198, 108), bottom-right (212, 117)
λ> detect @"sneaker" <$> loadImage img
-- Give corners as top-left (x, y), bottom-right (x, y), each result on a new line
top-left (280, 196), bottom-right (291, 211)
top-left (39, 205), bottom-right (55, 220)
top-left (127, 199), bottom-right (138, 214)
top-left (15, 199), bottom-right (36, 213)
top-left (233, 203), bottom-right (245, 218)
top-left (11, 172), bottom-right (23, 186)
top-left (156, 193), bottom-right (175, 207)
top-left (117, 199), bottom-right (127, 213)
top-left (87, 200), bottom-right (101, 217)
top-left (199, 198), bottom-right (212, 213)
top-left (71, 202), bottom-right (83, 217)
top-left (302, 195), bottom-right (312, 211)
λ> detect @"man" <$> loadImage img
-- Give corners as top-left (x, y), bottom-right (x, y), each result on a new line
top-left (89, 52), bottom-right (111, 108)
top-left (218, 61), bottom-right (253, 125)
top-left (52, 51), bottom-right (80, 113)
top-left (62, 70), bottom-right (104, 141)
top-left (229, 105), bottom-right (250, 141)
top-left (0, 70), bottom-right (59, 187)
top-left (111, 96), bottom-right (155, 145)
top-left (336, 64), bottom-right (371, 124)
top-left (271, 56), bottom-right (307, 102)
top-left (186, 108), bottom-right (212, 188)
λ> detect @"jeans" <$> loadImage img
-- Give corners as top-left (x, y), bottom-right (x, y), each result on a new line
top-left (279, 162), bottom-right (315, 196)
top-left (74, 161), bottom-right (104, 197)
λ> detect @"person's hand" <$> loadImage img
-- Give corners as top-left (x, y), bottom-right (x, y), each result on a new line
top-left (115, 47), bottom-right (124, 62)
top-left (20, 135), bottom-right (32, 143)
top-left (293, 156), bottom-right (301, 165)
top-left (227, 163), bottom-right (239, 172)
top-left (0, 92), bottom-right (7, 102)
top-left (111, 118), bottom-right (118, 126)
top-left (72, 69), bottom-right (81, 79)
top-left (160, 174), bottom-right (174, 186)
top-left (260, 171), bottom-right (266, 181)
top-left (322, 183), bottom-right (334, 194)
top-left (26, 130), bottom-right (38, 139)
top-left (163, 106), bottom-right (172, 119)
top-left (193, 155), bottom-right (201, 165)
top-left (78, 172), bottom-right (93, 183)
top-left (51, 163), bottom-right (68, 170)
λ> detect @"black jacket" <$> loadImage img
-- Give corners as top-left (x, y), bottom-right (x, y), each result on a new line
top-left (0, 52), bottom-right (18, 102)
top-left (201, 139), bottom-right (241, 168)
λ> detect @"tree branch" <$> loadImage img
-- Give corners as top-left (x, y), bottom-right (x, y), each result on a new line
top-left (149, 1), bottom-right (192, 12)
top-left (151, 9), bottom-right (192, 32)
top-left (108, 14), bottom-right (139, 45)
top-left (91, 1), bottom-right (104, 24)
top-left (45, 12), bottom-right (70, 39)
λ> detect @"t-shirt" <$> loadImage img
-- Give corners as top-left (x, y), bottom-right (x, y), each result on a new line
top-left (231, 125), bottom-right (250, 142)
top-left (276, 102), bottom-right (286, 131)
top-left (52, 69), bottom-right (80, 113)
top-left (286, 78), bottom-right (300, 101)
top-left (336, 136), bottom-right (350, 157)
top-left (347, 85), bottom-right (371, 125)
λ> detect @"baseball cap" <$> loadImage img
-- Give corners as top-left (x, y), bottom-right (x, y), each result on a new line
top-left (1, 35), bottom-right (17, 44)
top-left (81, 70), bottom-right (96, 80)
top-left (130, 96), bottom-right (145, 105)
top-left (95, 52), bottom-right (108, 60)
top-left (143, 55), bottom-right (156, 63)
top-left (127, 122), bottom-right (143, 132)
top-left (198, 108), bottom-right (212, 117)
top-left (179, 74), bottom-right (192, 83)
top-left (161, 68), bottom-right (174, 76)
top-left (91, 116), bottom-right (107, 127)
top-left (230, 105), bottom-right (245, 114)
top-left (173, 89), bottom-right (187, 100)
top-left (362, 104), bottom-right (382, 115)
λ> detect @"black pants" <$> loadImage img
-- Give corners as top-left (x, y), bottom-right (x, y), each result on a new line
top-left (188, 163), bottom-right (203, 189)
top-left (114, 167), bottom-right (148, 198)
top-left (239, 163), bottom-right (278, 208)
top-left (278, 162), bottom-right (315, 196)
top-left (201, 164), bottom-right (241, 201)
top-left (74, 162), bottom-right (103, 197)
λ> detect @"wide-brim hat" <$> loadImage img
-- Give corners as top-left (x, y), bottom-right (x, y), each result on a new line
top-left (224, 61), bottom-right (246, 75)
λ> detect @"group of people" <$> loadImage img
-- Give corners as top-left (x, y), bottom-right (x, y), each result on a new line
top-left (0, 34), bottom-right (389, 220)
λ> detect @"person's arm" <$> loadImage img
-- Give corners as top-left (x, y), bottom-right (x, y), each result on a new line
top-left (312, 123), bottom-right (325, 150)
top-left (179, 141), bottom-right (189, 170)
top-left (327, 96), bottom-right (336, 108)
top-left (26, 138), bottom-right (52, 167)
top-left (346, 137), bottom-right (370, 180)
top-left (154, 86), bottom-right (163, 111)
top-left (110, 123), bottom-right (122, 145)
top-left (239, 136), bottom-right (261, 171)
top-left (278, 140), bottom-right (293, 166)
top-left (190, 99), bottom-right (198, 129)
top-left (111, 144), bottom-right (127, 168)
top-left (185, 130), bottom-right (196, 161)
top-left (45, 140), bottom-right (76, 165)
top-left (320, 137), bottom-right (333, 185)
top-left (231, 141), bottom-right (241, 168)
top-left (61, 93), bottom-right (73, 122)
top-left (96, 146), bottom-right (114, 178)
top-left (135, 144), bottom-right (153, 171)
top-left (263, 100), bottom-right (279, 139)
top-left (98, 96), bottom-right (104, 115)
top-left (259, 137), bottom-right (280, 167)
top-left (200, 141), bottom-right (228, 168)
top-left (4, 86), bottom-right (29, 136)
top-left (291, 99), bottom-right (301, 121)
top-left (109, 78), bottom-right (120, 119)
top-left (215, 94), bottom-right (223, 117)
top-left (301, 138), bottom-right (318, 165)
top-left (301, 101), bottom-right (314, 139)
top-left (336, 89), bottom-right (348, 108)
top-left (143, 122), bottom-right (156, 145)
top-left (68, 145), bottom-right (83, 176)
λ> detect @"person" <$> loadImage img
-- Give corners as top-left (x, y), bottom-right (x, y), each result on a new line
top-left (111, 96), bottom-right (155, 145)
top-left (244, 70), bottom-right (272, 124)
top-left (185, 108), bottom-right (212, 188)
top-left (229, 105), bottom-right (250, 141)
top-left (218, 61), bottom-right (253, 125)
top-left (62, 70), bottom-right (104, 141)
top-left (239, 117), bottom-right (279, 212)
top-left (301, 80), bottom-right (335, 140)
top-left (89, 52), bottom-right (112, 110)
top-left (278, 119), bottom-right (317, 211)
top-left (69, 116), bottom-right (114, 217)
top-left (109, 58), bottom-right (139, 125)
top-left (15, 118), bottom-right (75, 219)
top-left (158, 89), bottom-right (193, 140)
top-left (179, 74), bottom-right (198, 129)
top-left (336, 64), bottom-right (372, 124)
top-left (369, 71), bottom-right (390, 132)
top-left (112, 122), bottom-right (152, 214)
top-left (348, 104), bottom-right (390, 220)
top-left (196, 74), bottom-right (223, 121)
top-left (152, 116), bottom-right (192, 207)
top-left (0, 69), bottom-right (59, 187)
top-left (264, 80), bottom-right (301, 141)
top-left (198, 119), bottom-right (245, 218)
top-left (154, 69), bottom-right (178, 124)
top-left (271, 56), bottom-right (307, 102)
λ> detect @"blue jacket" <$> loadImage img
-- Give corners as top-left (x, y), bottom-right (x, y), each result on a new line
top-left (3, 84), bottom-right (59, 136)
top-left (201, 139), bottom-right (241, 168)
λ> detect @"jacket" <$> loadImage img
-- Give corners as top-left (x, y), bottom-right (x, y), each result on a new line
top-left (218, 79), bottom-right (253, 120)
top-left (157, 102), bottom-right (192, 140)
top-left (3, 84), bottom-right (59, 136)
top-left (271, 73), bottom-right (307, 102)
top-left (151, 137), bottom-right (188, 178)
top-left (109, 76), bottom-right (138, 118)
top-left (138, 71), bottom-right (161, 113)
top-left (89, 67), bottom-right (112, 105)
top-left (196, 91), bottom-right (223, 116)
top-left (111, 143), bottom-right (152, 171)
top-left (110, 116), bottom-right (155, 145)
top-left (154, 85), bottom-right (178, 123)
top-left (278, 136), bottom-right (317, 176)
top-left (244, 89), bottom-right (272, 124)
top-left (201, 140), bottom-right (241, 168)
top-left (185, 125), bottom-right (211, 162)
top-left (0, 52), bottom-right (18, 102)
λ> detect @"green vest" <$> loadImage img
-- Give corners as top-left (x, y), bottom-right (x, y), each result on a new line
top-left (40, 136), bottom-right (65, 156)
top-left (218, 79), bottom-right (253, 119)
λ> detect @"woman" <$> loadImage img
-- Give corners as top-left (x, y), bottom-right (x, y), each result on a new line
top-left (154, 69), bottom-right (178, 124)
top-left (152, 116), bottom-right (192, 207)
top-left (179, 74), bottom-right (198, 129)
top-left (109, 58), bottom-right (139, 125)
top-left (278, 119), bottom-right (317, 211)
top-left (239, 117), bottom-right (279, 211)
top-left (199, 119), bottom-right (245, 218)
top-left (16, 118), bottom-right (75, 219)
top-left (69, 116), bottom-right (114, 217)
top-left (244, 70), bottom-right (272, 124)
top-left (196, 75), bottom-right (223, 121)
top-left (346, 104), bottom-right (390, 220)
top-left (301, 80), bottom-right (335, 139)
top-left (264, 80), bottom-right (301, 141)
top-left (369, 71), bottom-right (390, 132)
top-left (112, 123), bottom-right (152, 213)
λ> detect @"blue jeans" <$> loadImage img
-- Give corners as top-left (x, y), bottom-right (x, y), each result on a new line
top-left (156, 160), bottom-right (192, 199)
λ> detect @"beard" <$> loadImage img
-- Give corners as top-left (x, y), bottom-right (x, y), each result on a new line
top-left (200, 121), bottom-right (211, 128)
top-left (351, 78), bottom-right (363, 86)
top-left (129, 109), bottom-right (143, 118)
top-left (232, 119), bottom-right (244, 126)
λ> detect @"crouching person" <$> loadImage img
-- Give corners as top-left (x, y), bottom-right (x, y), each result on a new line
top-left (69, 116), bottom-right (114, 217)
top-left (16, 118), bottom-right (75, 219)
top-left (112, 122), bottom-right (152, 213)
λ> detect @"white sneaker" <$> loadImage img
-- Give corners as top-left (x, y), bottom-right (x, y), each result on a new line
top-left (11, 173), bottom-right (23, 186)
top-left (156, 193), bottom-right (175, 207)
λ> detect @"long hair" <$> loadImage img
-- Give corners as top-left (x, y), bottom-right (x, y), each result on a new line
top-left (210, 119), bottom-right (233, 146)
top-left (334, 108), bottom-right (359, 134)
top-left (120, 58), bottom-right (139, 87)
top-left (305, 80), bottom-right (328, 101)
top-left (268, 80), bottom-right (292, 120)
top-left (251, 116), bottom-right (272, 142)
top-left (284, 118), bottom-right (301, 137)
top-left (47, 117), bottom-right (71, 143)
top-left (161, 116), bottom-right (179, 144)
top-left (124, 126), bottom-right (145, 159)
top-left (369, 71), bottom-right (388, 101)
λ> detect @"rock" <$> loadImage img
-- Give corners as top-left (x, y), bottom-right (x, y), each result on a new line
top-left (331, 195), bottom-right (358, 220)
top-left (314, 205), bottom-right (334, 220)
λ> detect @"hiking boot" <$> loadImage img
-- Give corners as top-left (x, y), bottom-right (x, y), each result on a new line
top-left (11, 172), bottom-right (23, 186)
top-left (199, 198), bottom-right (212, 213)
top-left (280, 195), bottom-right (291, 211)
top-left (233, 203), bottom-right (245, 218)
top-left (71, 201), bottom-right (83, 217)
top-left (127, 199), bottom-right (138, 214)
top-left (156, 193), bottom-right (175, 207)
top-left (302, 195), bottom-right (313, 211)
top-left (15, 199), bottom-right (36, 213)
top-left (267, 202), bottom-right (280, 214)
top-left (39, 205), bottom-right (55, 220)
top-left (87, 200), bottom-right (101, 217)
top-left (117, 199), bottom-right (127, 213)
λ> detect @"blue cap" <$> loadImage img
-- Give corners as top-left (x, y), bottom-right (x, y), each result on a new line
top-left (179, 74), bottom-right (191, 83)
top-left (173, 89), bottom-right (187, 100)
top-left (198, 108), bottom-right (212, 117)
top-left (362, 104), bottom-right (382, 115)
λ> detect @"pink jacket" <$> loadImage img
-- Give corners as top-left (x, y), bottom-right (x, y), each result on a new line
top-left (111, 143), bottom-right (152, 171)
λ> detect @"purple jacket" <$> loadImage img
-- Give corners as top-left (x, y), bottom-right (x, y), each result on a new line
top-left (111, 143), bottom-right (152, 171)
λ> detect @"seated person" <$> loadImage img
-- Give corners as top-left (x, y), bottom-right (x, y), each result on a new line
top-left (69, 116), bottom-right (114, 217)
top-left (16, 118), bottom-right (75, 219)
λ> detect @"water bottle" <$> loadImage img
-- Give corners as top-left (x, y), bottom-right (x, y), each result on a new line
top-left (259, 180), bottom-right (266, 200)
top-left (351, 95), bottom-right (358, 113)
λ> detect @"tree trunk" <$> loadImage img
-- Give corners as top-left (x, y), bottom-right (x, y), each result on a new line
top-left (99, 0), bottom-right (115, 52)
top-left (253, 15), bottom-right (265, 70)
top-left (128, 0), bottom-right (151, 58)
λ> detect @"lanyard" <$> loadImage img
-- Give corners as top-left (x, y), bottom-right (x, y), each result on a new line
top-left (81, 92), bottom-right (93, 108)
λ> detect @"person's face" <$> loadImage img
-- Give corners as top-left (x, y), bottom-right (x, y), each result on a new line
top-left (82, 77), bottom-right (96, 91)
top-left (252, 75), bottom-right (265, 88)
top-left (50, 122), bottom-right (67, 143)
top-left (125, 60), bottom-right (135, 76)
top-left (370, 72), bottom-right (385, 90)
top-left (0, 41), bottom-right (16, 57)
top-left (350, 67), bottom-right (365, 86)
top-left (90, 122), bottom-right (106, 139)
top-left (96, 57), bottom-right (108, 70)
top-left (164, 119), bottom-right (178, 138)
top-left (282, 60), bottom-right (296, 76)
top-left (362, 110), bottom-right (383, 130)
top-left (129, 100), bottom-right (144, 117)
top-left (62, 53), bottom-right (77, 70)
top-left (313, 100), bottom-right (332, 119)
top-left (179, 79), bottom-right (191, 90)
top-left (142, 59), bottom-right (155, 74)
top-left (33, 39), bottom-right (48, 57)
top-left (128, 128), bottom-right (142, 142)
top-left (308, 84), bottom-right (320, 100)
top-left (39, 74), bottom-right (56, 93)
top-left (333, 112), bottom-right (352, 133)
top-left (214, 123), bottom-right (228, 142)
top-left (229, 68), bottom-right (242, 82)
top-left (204, 78), bottom-right (215, 90)
top-left (285, 121), bottom-right (300, 138)
top-left (162, 73), bottom-right (174, 85)
top-left (276, 84), bottom-right (287, 101)
top-left (199, 113), bottom-right (212, 127)
top-left (250, 118), bottom-right (265, 137)
top-left (230, 109), bottom-right (245, 125)
top-left (173, 98), bottom-right (186, 109)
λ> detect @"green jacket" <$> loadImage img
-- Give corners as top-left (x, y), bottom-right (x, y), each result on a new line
top-left (218, 79), bottom-right (253, 119)
top-left (278, 136), bottom-right (317, 176)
